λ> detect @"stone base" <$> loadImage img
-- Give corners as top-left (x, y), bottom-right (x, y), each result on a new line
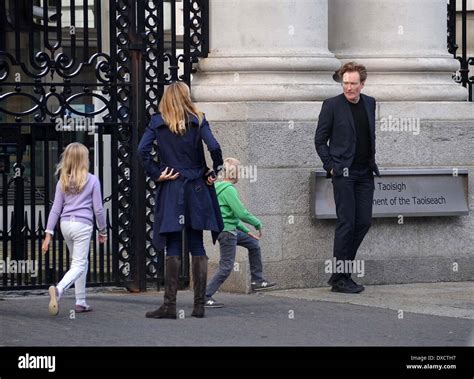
top-left (207, 259), bottom-right (251, 294)
top-left (200, 101), bottom-right (474, 293)
top-left (207, 256), bottom-right (474, 292)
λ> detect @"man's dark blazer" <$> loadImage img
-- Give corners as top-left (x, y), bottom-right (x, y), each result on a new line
top-left (315, 93), bottom-right (380, 179)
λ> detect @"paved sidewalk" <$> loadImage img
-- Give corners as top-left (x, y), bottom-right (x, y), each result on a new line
top-left (0, 282), bottom-right (472, 346)
top-left (267, 281), bottom-right (474, 320)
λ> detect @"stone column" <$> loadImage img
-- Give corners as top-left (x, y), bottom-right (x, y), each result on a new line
top-left (192, 0), bottom-right (341, 101)
top-left (328, 0), bottom-right (468, 101)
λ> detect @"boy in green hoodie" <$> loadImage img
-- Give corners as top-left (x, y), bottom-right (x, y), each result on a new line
top-left (205, 158), bottom-right (276, 308)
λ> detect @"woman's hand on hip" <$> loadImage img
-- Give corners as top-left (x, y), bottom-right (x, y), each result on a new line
top-left (157, 167), bottom-right (180, 182)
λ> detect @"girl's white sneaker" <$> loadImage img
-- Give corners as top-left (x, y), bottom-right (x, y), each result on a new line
top-left (48, 286), bottom-right (59, 316)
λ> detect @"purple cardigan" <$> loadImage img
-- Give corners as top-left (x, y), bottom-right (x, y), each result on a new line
top-left (45, 173), bottom-right (106, 235)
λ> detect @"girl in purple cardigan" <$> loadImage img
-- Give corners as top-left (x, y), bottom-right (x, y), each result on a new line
top-left (42, 143), bottom-right (107, 316)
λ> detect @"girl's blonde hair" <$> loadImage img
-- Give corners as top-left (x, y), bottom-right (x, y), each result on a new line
top-left (55, 142), bottom-right (90, 194)
top-left (159, 82), bottom-right (204, 135)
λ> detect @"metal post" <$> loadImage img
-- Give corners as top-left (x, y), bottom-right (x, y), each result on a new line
top-left (460, 0), bottom-right (468, 89)
top-left (12, 138), bottom-right (25, 285)
top-left (128, 1), bottom-right (147, 292)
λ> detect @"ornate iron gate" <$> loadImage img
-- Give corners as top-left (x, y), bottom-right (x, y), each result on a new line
top-left (0, 0), bottom-right (209, 291)
top-left (447, 0), bottom-right (474, 101)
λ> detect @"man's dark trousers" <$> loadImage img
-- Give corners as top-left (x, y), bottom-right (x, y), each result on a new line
top-left (332, 164), bottom-right (374, 273)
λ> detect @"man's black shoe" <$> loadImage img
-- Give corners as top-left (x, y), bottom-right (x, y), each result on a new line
top-left (331, 277), bottom-right (364, 294)
top-left (347, 277), bottom-right (365, 292)
top-left (327, 274), bottom-right (339, 286)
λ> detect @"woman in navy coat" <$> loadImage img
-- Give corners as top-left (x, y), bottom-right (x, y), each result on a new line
top-left (138, 82), bottom-right (223, 319)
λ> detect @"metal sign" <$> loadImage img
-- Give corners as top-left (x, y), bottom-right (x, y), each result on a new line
top-left (311, 168), bottom-right (469, 219)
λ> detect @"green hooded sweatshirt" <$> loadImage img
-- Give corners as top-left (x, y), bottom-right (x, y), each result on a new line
top-left (215, 181), bottom-right (262, 234)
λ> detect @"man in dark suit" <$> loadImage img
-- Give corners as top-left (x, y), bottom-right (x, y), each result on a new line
top-left (315, 62), bottom-right (380, 294)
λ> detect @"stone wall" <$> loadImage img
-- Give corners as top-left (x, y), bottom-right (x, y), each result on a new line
top-left (200, 101), bottom-right (474, 292)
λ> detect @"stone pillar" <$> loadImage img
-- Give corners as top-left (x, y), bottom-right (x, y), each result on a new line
top-left (197, 0), bottom-right (474, 293)
top-left (328, 0), bottom-right (468, 101)
top-left (192, 0), bottom-right (341, 101)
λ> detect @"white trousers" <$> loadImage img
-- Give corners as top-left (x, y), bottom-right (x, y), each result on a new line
top-left (56, 221), bottom-right (93, 304)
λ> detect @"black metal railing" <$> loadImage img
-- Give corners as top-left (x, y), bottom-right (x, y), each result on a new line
top-left (0, 1), bottom-right (209, 291)
top-left (139, 0), bottom-right (209, 290)
top-left (0, 206), bottom-right (114, 290)
top-left (448, 0), bottom-right (474, 101)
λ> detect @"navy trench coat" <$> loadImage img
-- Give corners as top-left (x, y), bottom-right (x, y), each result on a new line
top-left (137, 113), bottom-right (224, 252)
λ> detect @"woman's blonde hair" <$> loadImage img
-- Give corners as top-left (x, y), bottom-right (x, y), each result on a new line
top-left (159, 82), bottom-right (204, 135)
top-left (55, 142), bottom-right (90, 194)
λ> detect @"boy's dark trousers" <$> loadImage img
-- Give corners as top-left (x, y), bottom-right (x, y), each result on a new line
top-left (206, 230), bottom-right (264, 298)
